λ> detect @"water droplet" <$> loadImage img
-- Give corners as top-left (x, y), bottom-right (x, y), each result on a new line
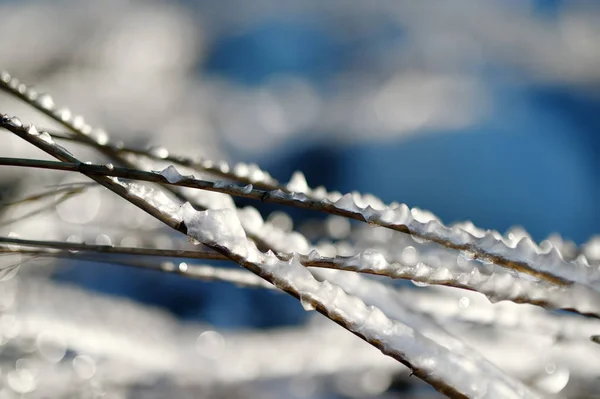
top-left (81, 124), bottom-right (92, 135)
top-left (149, 146), bottom-right (169, 159)
top-left (196, 330), bottom-right (225, 360)
top-left (233, 162), bottom-right (249, 177)
top-left (325, 216), bottom-right (351, 239)
top-left (459, 296), bottom-right (470, 309)
top-left (411, 280), bottom-right (430, 287)
top-left (7, 77), bottom-right (19, 89)
top-left (95, 234), bottom-right (112, 246)
top-left (247, 164), bottom-right (265, 182)
top-left (121, 236), bottom-right (139, 247)
top-left (26, 125), bottom-right (39, 136)
top-left (154, 165), bottom-right (191, 183)
top-left (26, 88), bottom-right (38, 101)
top-left (7, 369), bottom-right (36, 394)
top-left (66, 235), bottom-right (81, 253)
top-left (217, 161), bottom-right (230, 173)
top-left (178, 262), bottom-right (188, 272)
top-left (401, 246), bottom-right (418, 266)
top-left (287, 171), bottom-right (309, 193)
top-left (16, 83), bottom-right (27, 94)
top-left (8, 117), bottom-right (22, 127)
top-left (36, 332), bottom-right (67, 363)
top-left (36, 93), bottom-right (54, 110)
top-left (39, 132), bottom-right (54, 144)
top-left (162, 262), bottom-right (176, 272)
top-left (73, 355), bottom-right (96, 379)
top-left (56, 179), bottom-right (101, 224)
top-left (71, 115), bottom-right (85, 129)
top-left (267, 211), bottom-right (293, 232)
top-left (0, 71), bottom-right (11, 83)
top-left (55, 108), bottom-right (72, 122)
top-left (241, 184), bottom-right (253, 194)
top-left (456, 252), bottom-right (473, 269)
top-left (532, 364), bottom-right (570, 394)
top-left (93, 129), bottom-right (109, 145)
top-left (105, 163), bottom-right (114, 171)
top-left (0, 314), bottom-right (21, 339)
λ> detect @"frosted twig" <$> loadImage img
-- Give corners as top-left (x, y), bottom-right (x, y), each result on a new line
top-left (180, 205), bottom-right (541, 399)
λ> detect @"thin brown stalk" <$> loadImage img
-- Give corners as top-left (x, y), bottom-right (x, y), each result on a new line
top-left (1, 247), bottom-right (274, 289)
top-left (0, 236), bottom-right (227, 260)
top-left (0, 185), bottom-right (88, 226)
top-left (1, 234), bottom-right (595, 318)
top-left (45, 129), bottom-right (282, 190)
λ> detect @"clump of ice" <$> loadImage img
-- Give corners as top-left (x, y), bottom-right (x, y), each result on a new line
top-left (287, 171), bottom-right (309, 193)
top-left (181, 202), bottom-right (249, 257)
top-left (179, 201), bottom-right (540, 398)
top-left (153, 165), bottom-right (194, 184)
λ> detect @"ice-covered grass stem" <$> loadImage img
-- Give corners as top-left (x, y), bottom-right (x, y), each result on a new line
top-left (2, 70), bottom-right (600, 398)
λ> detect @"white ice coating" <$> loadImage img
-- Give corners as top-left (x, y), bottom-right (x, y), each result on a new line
top-left (180, 185), bottom-right (236, 211)
top-left (310, 268), bottom-right (541, 398)
top-left (181, 203), bottom-right (249, 258)
top-left (320, 247), bottom-right (600, 315)
top-left (583, 236), bottom-right (600, 264)
top-left (238, 206), bottom-right (311, 254)
top-left (285, 171), bottom-right (392, 206)
top-left (286, 171), bottom-right (310, 193)
top-left (246, 166), bottom-right (600, 289)
top-left (153, 165), bottom-right (194, 184)
top-left (398, 286), bottom-right (600, 344)
top-left (193, 159), bottom-right (278, 187)
top-left (230, 161), bottom-right (275, 185)
top-left (118, 180), bottom-right (183, 224)
top-left (180, 202), bottom-right (540, 398)
top-left (255, 183), bottom-right (600, 289)
top-left (229, 201), bottom-right (599, 316)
